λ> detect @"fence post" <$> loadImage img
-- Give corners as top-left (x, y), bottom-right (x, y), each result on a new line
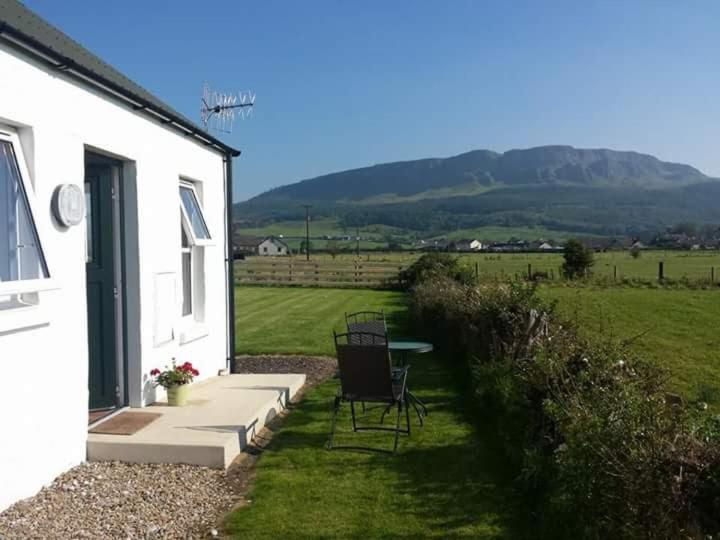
top-left (527, 263), bottom-right (532, 280)
top-left (475, 262), bottom-right (479, 281)
top-left (614, 265), bottom-right (617, 281)
top-left (712, 266), bottom-right (715, 283)
top-left (550, 268), bottom-right (554, 280)
top-left (658, 261), bottom-right (664, 281)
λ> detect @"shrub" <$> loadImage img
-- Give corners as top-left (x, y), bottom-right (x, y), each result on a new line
top-left (408, 277), bottom-right (720, 538)
top-left (562, 239), bottom-right (594, 279)
top-left (400, 252), bottom-right (474, 289)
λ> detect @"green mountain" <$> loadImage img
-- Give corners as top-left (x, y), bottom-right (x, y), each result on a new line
top-left (235, 145), bottom-right (717, 238)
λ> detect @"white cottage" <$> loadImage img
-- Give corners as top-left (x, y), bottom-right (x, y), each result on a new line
top-left (0, 2), bottom-right (240, 511)
top-left (258, 236), bottom-right (289, 256)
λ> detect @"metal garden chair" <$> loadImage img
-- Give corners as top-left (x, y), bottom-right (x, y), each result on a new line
top-left (328, 331), bottom-right (410, 454)
top-left (345, 311), bottom-right (388, 342)
top-left (345, 310), bottom-right (425, 425)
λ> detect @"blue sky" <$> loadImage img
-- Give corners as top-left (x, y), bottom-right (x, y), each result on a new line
top-left (24, 0), bottom-right (720, 201)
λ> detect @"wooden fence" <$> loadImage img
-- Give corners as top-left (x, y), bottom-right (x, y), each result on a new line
top-left (235, 258), bottom-right (406, 288)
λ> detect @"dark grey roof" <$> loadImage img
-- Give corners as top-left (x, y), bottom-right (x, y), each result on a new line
top-left (0, 0), bottom-right (240, 156)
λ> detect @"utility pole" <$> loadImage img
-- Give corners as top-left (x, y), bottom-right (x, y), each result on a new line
top-left (303, 204), bottom-right (312, 261)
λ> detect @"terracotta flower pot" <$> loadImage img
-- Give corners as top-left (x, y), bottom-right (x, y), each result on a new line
top-left (167, 384), bottom-right (190, 406)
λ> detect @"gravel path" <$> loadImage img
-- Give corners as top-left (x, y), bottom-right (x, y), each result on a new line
top-left (0, 355), bottom-right (336, 539)
top-left (234, 354), bottom-right (337, 387)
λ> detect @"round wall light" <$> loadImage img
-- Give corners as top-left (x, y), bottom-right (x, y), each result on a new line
top-left (52, 184), bottom-right (85, 227)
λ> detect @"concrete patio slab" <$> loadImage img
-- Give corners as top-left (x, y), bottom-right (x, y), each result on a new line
top-left (87, 373), bottom-right (306, 468)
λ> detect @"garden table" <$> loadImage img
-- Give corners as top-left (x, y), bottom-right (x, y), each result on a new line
top-left (388, 340), bottom-right (433, 420)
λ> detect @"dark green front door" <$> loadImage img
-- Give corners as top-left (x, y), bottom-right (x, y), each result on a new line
top-left (85, 164), bottom-right (118, 410)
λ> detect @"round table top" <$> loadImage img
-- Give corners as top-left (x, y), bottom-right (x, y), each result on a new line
top-left (388, 340), bottom-right (434, 354)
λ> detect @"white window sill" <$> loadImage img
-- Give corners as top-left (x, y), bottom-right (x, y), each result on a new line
top-left (179, 323), bottom-right (209, 345)
top-left (0, 303), bottom-right (49, 333)
top-left (0, 278), bottom-right (60, 296)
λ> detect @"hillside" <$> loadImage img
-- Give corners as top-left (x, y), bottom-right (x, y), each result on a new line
top-left (235, 145), bottom-right (716, 239)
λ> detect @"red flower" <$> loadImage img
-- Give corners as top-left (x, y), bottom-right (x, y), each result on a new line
top-left (192, 369), bottom-right (199, 376)
top-left (150, 368), bottom-right (160, 376)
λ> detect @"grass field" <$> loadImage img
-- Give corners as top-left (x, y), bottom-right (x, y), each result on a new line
top-left (230, 286), bottom-right (528, 537)
top-left (541, 286), bottom-right (720, 405)
top-left (235, 218), bottom-right (601, 243)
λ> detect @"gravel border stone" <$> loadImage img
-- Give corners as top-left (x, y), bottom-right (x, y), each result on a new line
top-left (0, 356), bottom-right (336, 539)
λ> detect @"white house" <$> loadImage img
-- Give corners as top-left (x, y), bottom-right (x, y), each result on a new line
top-left (258, 236), bottom-right (289, 256)
top-left (0, 2), bottom-right (240, 511)
top-left (452, 239), bottom-right (483, 252)
top-left (233, 235), bottom-right (289, 256)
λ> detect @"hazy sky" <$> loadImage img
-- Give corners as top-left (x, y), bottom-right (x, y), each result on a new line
top-left (24, 0), bottom-right (720, 201)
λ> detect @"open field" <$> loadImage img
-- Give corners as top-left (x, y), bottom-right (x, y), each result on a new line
top-left (240, 250), bottom-right (720, 282)
top-left (541, 286), bottom-right (720, 405)
top-left (234, 218), bottom-right (603, 243)
top-left (230, 286), bottom-right (527, 537)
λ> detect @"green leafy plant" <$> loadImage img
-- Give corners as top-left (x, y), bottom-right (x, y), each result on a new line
top-left (150, 359), bottom-right (199, 389)
top-left (408, 276), bottom-right (720, 538)
top-left (562, 239), bottom-right (594, 279)
top-left (400, 252), bottom-right (474, 290)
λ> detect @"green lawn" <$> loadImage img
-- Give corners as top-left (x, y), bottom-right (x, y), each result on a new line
top-left (229, 286), bottom-right (527, 538)
top-left (542, 286), bottom-right (720, 404)
top-left (235, 287), bottom-right (407, 356)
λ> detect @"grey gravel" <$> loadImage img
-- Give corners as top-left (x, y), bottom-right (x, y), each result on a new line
top-left (0, 461), bottom-right (238, 539)
top-left (234, 354), bottom-right (337, 386)
top-left (0, 356), bottom-right (336, 540)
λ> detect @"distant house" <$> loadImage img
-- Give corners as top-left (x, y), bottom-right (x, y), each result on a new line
top-left (538, 242), bottom-right (555, 250)
top-left (234, 235), bottom-right (289, 256)
top-left (631, 240), bottom-right (647, 250)
top-left (451, 239), bottom-right (483, 252)
top-left (234, 235), bottom-right (264, 255)
top-left (258, 236), bottom-right (289, 256)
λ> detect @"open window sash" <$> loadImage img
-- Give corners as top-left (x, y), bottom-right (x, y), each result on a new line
top-left (179, 182), bottom-right (212, 246)
top-left (0, 129), bottom-right (53, 297)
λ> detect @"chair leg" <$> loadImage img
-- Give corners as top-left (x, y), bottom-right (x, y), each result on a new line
top-left (405, 394), bottom-right (411, 436)
top-left (379, 403), bottom-right (392, 424)
top-left (328, 395), bottom-right (341, 450)
top-left (392, 402), bottom-right (402, 453)
top-left (350, 400), bottom-right (358, 432)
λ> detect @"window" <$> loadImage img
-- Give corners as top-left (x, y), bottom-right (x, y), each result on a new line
top-left (0, 129), bottom-right (49, 308)
top-left (179, 180), bottom-right (210, 326)
top-left (179, 184), bottom-right (210, 243)
top-left (180, 222), bottom-right (192, 316)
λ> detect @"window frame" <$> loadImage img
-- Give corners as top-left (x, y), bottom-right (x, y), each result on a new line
top-left (180, 223), bottom-right (193, 318)
top-left (178, 180), bottom-right (209, 339)
top-left (0, 128), bottom-right (54, 298)
top-left (178, 180), bottom-right (213, 247)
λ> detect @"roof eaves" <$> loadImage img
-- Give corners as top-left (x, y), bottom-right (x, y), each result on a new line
top-left (0, 4), bottom-right (241, 157)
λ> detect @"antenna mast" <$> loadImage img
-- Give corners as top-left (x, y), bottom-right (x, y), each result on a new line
top-left (200, 83), bottom-right (255, 133)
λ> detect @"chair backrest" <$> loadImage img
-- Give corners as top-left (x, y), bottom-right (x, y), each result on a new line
top-left (334, 331), bottom-right (394, 401)
top-left (345, 311), bottom-right (387, 343)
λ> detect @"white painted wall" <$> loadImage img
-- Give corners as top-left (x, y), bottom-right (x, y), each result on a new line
top-left (258, 238), bottom-right (287, 256)
top-left (0, 44), bottom-right (230, 511)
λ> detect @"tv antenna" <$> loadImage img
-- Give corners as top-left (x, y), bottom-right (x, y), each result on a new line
top-left (200, 83), bottom-right (255, 133)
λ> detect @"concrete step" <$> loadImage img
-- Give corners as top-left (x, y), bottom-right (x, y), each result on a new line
top-left (87, 373), bottom-right (306, 468)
